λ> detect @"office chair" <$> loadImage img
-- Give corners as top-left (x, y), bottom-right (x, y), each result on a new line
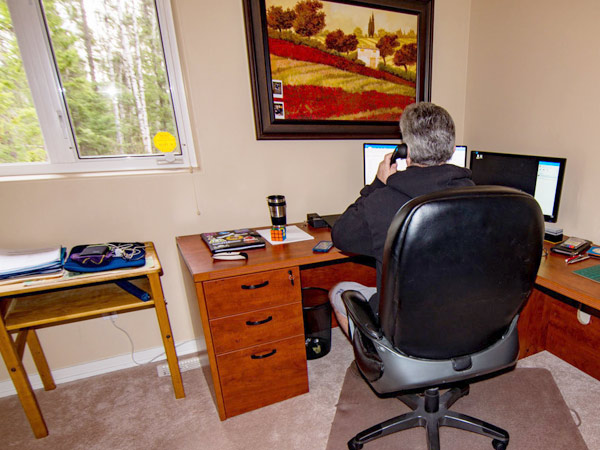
top-left (341, 186), bottom-right (544, 450)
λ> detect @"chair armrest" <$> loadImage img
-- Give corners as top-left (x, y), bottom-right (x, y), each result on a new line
top-left (341, 290), bottom-right (383, 340)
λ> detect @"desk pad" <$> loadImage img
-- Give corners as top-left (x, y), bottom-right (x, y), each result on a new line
top-left (574, 264), bottom-right (600, 284)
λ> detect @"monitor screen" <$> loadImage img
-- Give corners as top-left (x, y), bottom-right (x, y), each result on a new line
top-left (469, 151), bottom-right (566, 223)
top-left (363, 143), bottom-right (467, 185)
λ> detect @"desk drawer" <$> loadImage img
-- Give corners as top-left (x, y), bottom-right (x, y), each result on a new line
top-left (210, 302), bottom-right (303, 354)
top-left (203, 268), bottom-right (301, 318)
top-left (217, 335), bottom-right (308, 418)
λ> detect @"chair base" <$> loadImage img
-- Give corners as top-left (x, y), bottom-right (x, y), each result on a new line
top-left (347, 385), bottom-right (509, 450)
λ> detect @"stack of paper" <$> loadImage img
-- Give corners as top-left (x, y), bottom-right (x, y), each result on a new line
top-left (256, 225), bottom-right (315, 246)
top-left (0, 247), bottom-right (66, 280)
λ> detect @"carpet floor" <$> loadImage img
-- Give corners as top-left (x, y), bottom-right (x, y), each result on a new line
top-left (0, 328), bottom-right (598, 449)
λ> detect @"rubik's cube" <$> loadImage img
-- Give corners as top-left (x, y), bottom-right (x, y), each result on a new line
top-left (271, 226), bottom-right (286, 241)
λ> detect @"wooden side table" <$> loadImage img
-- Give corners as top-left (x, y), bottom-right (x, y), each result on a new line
top-left (0, 242), bottom-right (184, 438)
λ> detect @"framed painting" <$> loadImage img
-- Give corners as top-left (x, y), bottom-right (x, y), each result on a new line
top-left (242, 0), bottom-right (434, 140)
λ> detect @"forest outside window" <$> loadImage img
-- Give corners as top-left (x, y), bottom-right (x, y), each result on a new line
top-left (0, 0), bottom-right (196, 176)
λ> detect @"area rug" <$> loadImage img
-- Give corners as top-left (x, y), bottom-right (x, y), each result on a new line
top-left (326, 365), bottom-right (587, 450)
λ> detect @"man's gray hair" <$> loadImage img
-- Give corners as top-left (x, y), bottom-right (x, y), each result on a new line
top-left (399, 102), bottom-right (456, 166)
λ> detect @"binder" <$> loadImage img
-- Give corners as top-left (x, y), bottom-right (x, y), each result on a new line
top-left (0, 247), bottom-right (66, 280)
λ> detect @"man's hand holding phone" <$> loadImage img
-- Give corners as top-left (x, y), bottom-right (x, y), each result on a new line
top-left (377, 153), bottom-right (398, 184)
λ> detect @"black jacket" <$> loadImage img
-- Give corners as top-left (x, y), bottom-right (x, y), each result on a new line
top-left (331, 164), bottom-right (474, 314)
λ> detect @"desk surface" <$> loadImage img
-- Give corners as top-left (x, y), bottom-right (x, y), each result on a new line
top-left (536, 242), bottom-right (600, 310)
top-left (177, 223), bottom-right (349, 283)
top-left (178, 226), bottom-right (600, 310)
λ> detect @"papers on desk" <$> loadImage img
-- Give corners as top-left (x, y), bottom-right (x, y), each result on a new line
top-left (256, 225), bottom-right (315, 246)
top-left (0, 247), bottom-right (66, 280)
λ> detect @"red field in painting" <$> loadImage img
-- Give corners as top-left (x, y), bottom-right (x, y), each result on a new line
top-left (269, 38), bottom-right (415, 88)
top-left (282, 85), bottom-right (413, 120)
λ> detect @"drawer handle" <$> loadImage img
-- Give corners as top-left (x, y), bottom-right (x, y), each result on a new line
top-left (246, 316), bottom-right (273, 326)
top-left (241, 280), bottom-right (269, 290)
top-left (250, 349), bottom-right (277, 359)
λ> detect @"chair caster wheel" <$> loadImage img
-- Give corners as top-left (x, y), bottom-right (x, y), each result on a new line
top-left (347, 438), bottom-right (363, 449)
top-left (492, 439), bottom-right (508, 450)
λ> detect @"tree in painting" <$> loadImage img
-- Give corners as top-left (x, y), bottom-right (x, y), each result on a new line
top-left (325, 29), bottom-right (359, 55)
top-left (376, 34), bottom-right (399, 66)
top-left (267, 5), bottom-right (296, 37)
top-left (394, 43), bottom-right (418, 72)
top-left (293, 0), bottom-right (326, 38)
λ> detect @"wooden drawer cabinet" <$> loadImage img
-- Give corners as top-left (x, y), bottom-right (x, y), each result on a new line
top-left (196, 266), bottom-right (308, 419)
top-left (176, 230), bottom-right (351, 421)
top-left (217, 335), bottom-right (308, 417)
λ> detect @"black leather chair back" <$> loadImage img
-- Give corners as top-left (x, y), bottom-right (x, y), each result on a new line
top-left (379, 186), bottom-right (544, 359)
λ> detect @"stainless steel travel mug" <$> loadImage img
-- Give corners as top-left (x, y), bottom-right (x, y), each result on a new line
top-left (267, 195), bottom-right (286, 226)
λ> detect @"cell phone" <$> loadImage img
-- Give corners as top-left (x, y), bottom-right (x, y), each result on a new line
top-left (390, 143), bottom-right (407, 166)
top-left (313, 240), bottom-right (333, 253)
top-left (80, 245), bottom-right (110, 256)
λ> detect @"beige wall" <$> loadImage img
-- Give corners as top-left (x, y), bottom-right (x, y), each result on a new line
top-left (465, 0), bottom-right (600, 243)
top-left (0, 0), bottom-right (472, 381)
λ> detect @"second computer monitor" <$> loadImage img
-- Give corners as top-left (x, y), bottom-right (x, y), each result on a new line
top-left (363, 143), bottom-right (467, 185)
top-left (469, 151), bottom-right (566, 223)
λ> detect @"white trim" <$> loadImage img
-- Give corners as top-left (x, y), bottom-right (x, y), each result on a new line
top-left (155, 0), bottom-right (198, 169)
top-left (0, 339), bottom-right (206, 398)
top-left (7, 0), bottom-right (76, 163)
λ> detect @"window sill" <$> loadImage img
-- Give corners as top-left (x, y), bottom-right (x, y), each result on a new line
top-left (0, 167), bottom-right (196, 183)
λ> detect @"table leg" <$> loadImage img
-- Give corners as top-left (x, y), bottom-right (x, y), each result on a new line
top-left (15, 330), bottom-right (27, 359)
top-left (0, 320), bottom-right (48, 438)
top-left (26, 330), bottom-right (56, 391)
top-left (148, 273), bottom-right (185, 399)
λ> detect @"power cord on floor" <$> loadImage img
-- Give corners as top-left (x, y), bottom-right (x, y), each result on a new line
top-left (109, 315), bottom-right (144, 366)
top-left (108, 314), bottom-right (195, 366)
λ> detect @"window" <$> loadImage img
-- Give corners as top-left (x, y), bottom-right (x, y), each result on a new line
top-left (0, 0), bottom-right (196, 176)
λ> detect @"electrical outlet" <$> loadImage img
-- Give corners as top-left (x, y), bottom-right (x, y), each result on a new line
top-left (156, 356), bottom-right (201, 377)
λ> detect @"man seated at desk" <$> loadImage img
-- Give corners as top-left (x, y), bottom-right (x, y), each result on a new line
top-left (329, 102), bottom-right (475, 335)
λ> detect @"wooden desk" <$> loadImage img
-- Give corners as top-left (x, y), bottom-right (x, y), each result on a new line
top-left (518, 242), bottom-right (600, 379)
top-left (176, 224), bottom-right (375, 420)
top-left (536, 242), bottom-right (600, 310)
top-left (0, 242), bottom-right (184, 438)
top-left (178, 226), bottom-right (600, 419)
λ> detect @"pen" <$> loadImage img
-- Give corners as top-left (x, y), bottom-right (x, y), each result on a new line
top-left (565, 254), bottom-right (583, 263)
top-left (566, 255), bottom-right (590, 265)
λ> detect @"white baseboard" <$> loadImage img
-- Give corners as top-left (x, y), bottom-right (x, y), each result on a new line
top-left (0, 339), bottom-right (207, 398)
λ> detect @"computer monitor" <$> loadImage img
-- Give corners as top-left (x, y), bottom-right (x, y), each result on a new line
top-left (469, 151), bottom-right (566, 223)
top-left (363, 143), bottom-right (467, 185)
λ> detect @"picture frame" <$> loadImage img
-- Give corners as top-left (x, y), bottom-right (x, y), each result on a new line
top-left (242, 0), bottom-right (434, 140)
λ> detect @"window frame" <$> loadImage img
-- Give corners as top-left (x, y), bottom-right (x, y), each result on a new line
top-left (2, 0), bottom-right (197, 176)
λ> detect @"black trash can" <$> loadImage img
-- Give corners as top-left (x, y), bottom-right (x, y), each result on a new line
top-left (302, 287), bottom-right (332, 360)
